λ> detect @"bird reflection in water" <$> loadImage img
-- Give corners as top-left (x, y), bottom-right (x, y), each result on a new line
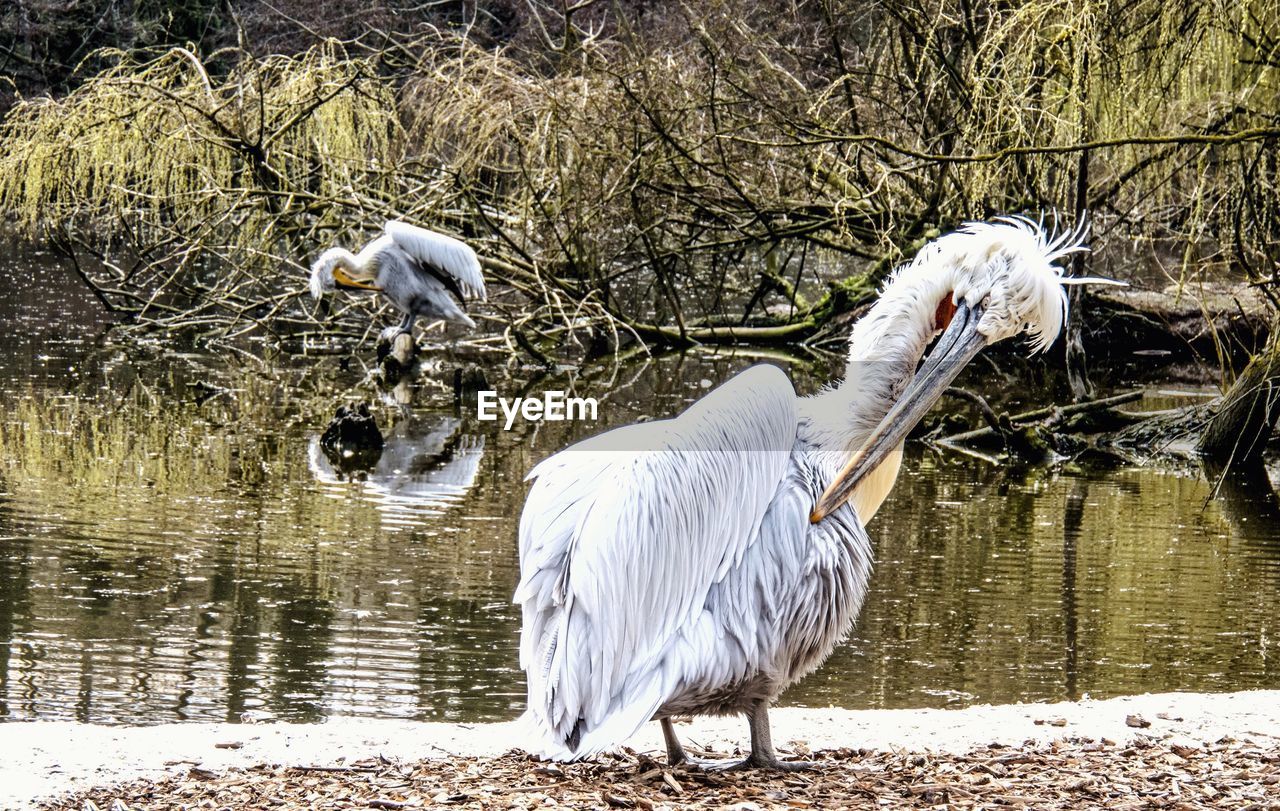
top-left (309, 412), bottom-right (485, 524)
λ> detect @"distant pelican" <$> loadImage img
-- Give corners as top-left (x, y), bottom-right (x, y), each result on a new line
top-left (516, 217), bottom-right (1107, 769)
top-left (309, 221), bottom-right (487, 341)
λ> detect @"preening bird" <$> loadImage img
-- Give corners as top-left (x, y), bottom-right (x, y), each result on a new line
top-left (515, 217), bottom-right (1110, 770)
top-left (309, 221), bottom-right (486, 340)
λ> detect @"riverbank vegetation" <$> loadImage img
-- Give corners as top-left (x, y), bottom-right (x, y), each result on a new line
top-left (2, 2), bottom-right (1276, 340)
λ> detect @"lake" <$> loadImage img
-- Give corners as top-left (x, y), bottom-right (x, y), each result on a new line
top-left (1, 249), bottom-right (1277, 725)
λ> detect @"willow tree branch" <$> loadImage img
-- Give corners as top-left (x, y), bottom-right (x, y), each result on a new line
top-left (741, 127), bottom-right (1280, 164)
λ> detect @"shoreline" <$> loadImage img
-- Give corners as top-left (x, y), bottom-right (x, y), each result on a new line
top-left (9, 690), bottom-right (1280, 809)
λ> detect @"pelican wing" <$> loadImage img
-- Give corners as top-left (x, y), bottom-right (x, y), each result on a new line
top-left (383, 220), bottom-right (486, 300)
top-left (515, 364), bottom-right (798, 756)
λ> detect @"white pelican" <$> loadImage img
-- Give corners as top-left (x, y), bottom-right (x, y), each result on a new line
top-left (309, 221), bottom-right (487, 340)
top-left (515, 217), bottom-right (1103, 770)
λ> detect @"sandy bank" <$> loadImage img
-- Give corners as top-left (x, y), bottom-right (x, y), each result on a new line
top-left (9, 690), bottom-right (1280, 810)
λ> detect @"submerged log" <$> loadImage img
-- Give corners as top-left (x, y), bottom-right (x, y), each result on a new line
top-left (938, 390), bottom-right (1146, 451)
top-left (937, 370), bottom-right (1280, 474)
top-left (1103, 403), bottom-right (1212, 460)
top-left (1086, 282), bottom-right (1271, 363)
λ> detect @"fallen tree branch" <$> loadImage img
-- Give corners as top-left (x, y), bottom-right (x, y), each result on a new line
top-left (940, 390), bottom-right (1146, 447)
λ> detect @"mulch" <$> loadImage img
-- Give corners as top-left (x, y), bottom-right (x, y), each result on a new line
top-left (44, 736), bottom-right (1280, 810)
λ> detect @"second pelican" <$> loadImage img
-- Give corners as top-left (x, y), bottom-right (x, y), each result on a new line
top-left (309, 220), bottom-right (486, 341)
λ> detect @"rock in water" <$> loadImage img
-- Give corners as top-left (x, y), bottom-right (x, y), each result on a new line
top-left (320, 403), bottom-right (384, 473)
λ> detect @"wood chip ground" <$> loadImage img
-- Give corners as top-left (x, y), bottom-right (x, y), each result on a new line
top-left (44, 737), bottom-right (1280, 810)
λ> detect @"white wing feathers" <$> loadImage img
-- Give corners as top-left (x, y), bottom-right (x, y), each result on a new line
top-left (515, 364), bottom-right (799, 757)
top-left (384, 220), bottom-right (487, 300)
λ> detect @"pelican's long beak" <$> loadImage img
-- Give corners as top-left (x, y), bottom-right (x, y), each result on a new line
top-left (333, 268), bottom-right (381, 292)
top-left (810, 301), bottom-right (989, 523)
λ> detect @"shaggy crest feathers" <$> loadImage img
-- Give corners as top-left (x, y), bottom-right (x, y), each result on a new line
top-left (865, 214), bottom-right (1107, 358)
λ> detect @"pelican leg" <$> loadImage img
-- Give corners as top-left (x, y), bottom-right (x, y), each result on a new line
top-left (699, 700), bottom-right (816, 772)
top-left (744, 700), bottom-right (815, 771)
top-left (660, 718), bottom-right (688, 766)
top-left (381, 314), bottom-right (416, 344)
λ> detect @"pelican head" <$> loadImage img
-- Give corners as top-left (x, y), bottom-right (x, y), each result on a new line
top-left (812, 216), bottom-right (1116, 522)
top-left (947, 218), bottom-right (1089, 350)
top-left (309, 248), bottom-right (382, 300)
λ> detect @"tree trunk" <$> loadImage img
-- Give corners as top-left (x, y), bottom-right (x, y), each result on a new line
top-left (1066, 63), bottom-right (1093, 402)
top-left (1198, 330), bottom-right (1280, 470)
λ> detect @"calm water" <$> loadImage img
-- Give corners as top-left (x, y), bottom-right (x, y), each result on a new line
top-left (1, 251), bottom-right (1278, 725)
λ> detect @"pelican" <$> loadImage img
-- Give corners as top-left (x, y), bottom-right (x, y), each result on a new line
top-left (309, 220), bottom-right (487, 341)
top-left (515, 217), bottom-right (1107, 770)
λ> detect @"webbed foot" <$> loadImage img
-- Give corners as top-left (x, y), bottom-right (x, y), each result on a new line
top-left (695, 754), bottom-right (817, 772)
